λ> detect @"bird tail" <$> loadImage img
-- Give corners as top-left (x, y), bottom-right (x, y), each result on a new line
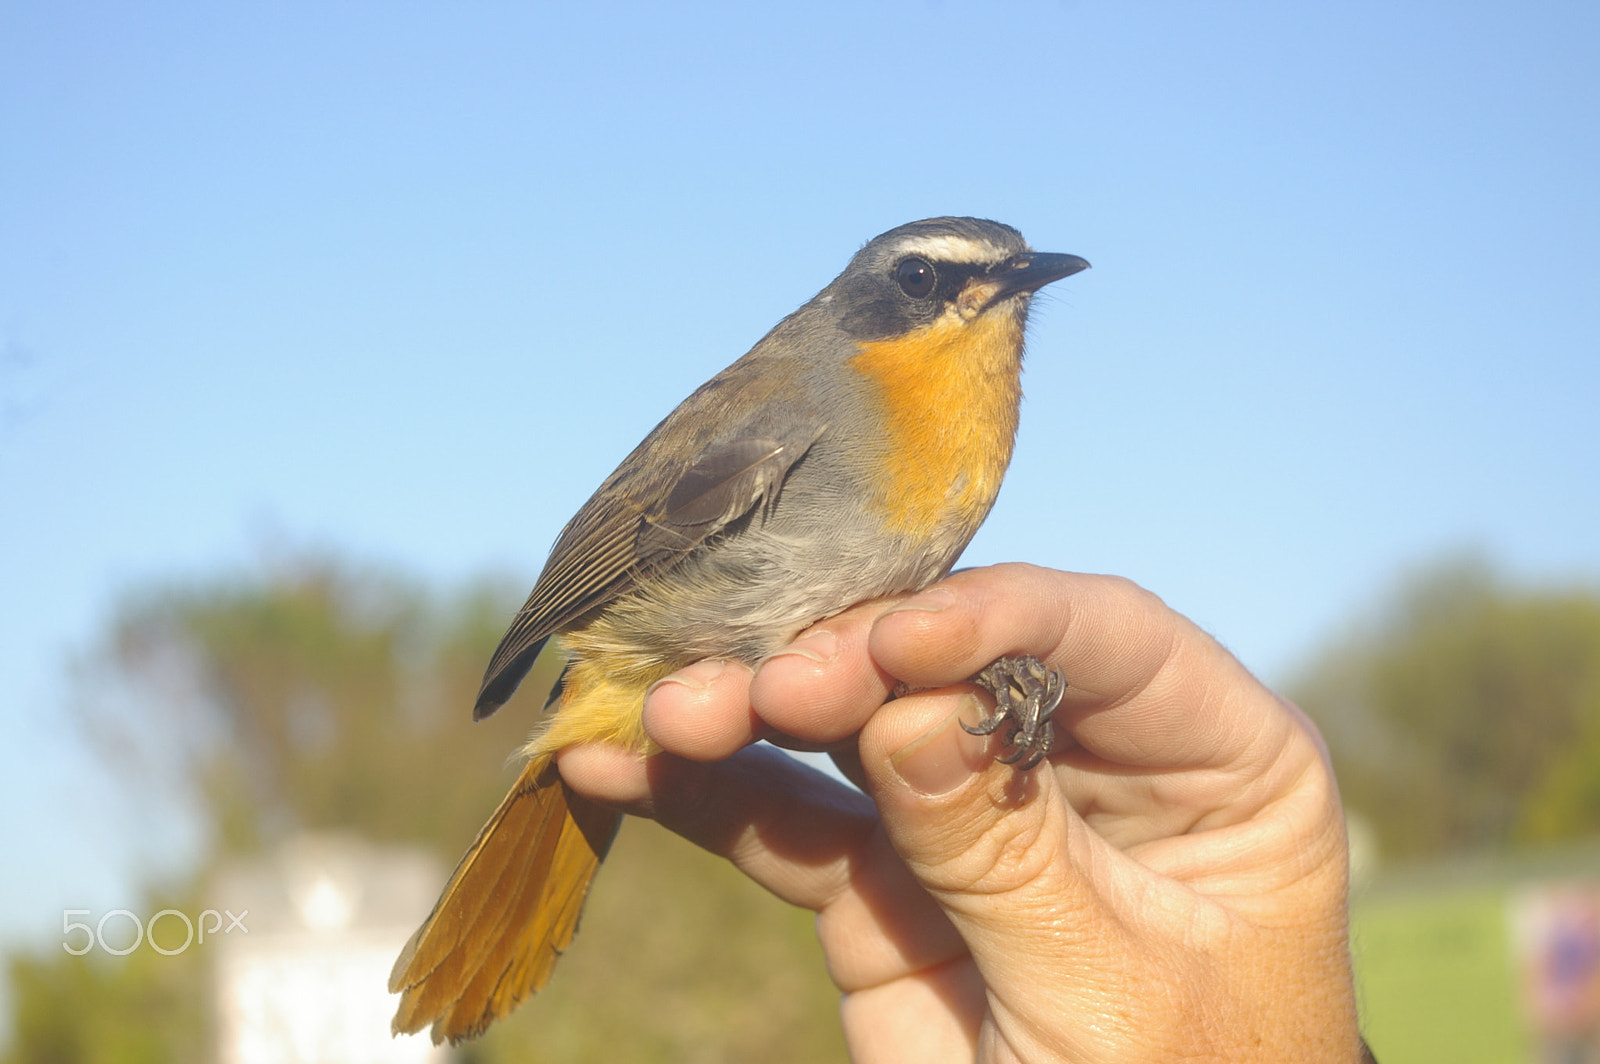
top-left (389, 754), bottom-right (621, 1044)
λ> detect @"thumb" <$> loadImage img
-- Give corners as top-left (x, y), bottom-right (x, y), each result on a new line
top-left (859, 689), bottom-right (1123, 1052)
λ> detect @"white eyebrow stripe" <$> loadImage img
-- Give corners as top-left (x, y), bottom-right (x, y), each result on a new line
top-left (890, 235), bottom-right (1011, 264)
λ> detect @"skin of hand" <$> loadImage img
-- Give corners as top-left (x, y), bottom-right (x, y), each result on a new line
top-left (555, 563), bottom-right (1365, 1063)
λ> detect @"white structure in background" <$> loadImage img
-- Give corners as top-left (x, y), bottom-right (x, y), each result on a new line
top-left (212, 834), bottom-right (447, 1064)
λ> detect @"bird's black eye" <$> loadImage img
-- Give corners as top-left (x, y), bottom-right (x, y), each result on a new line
top-left (894, 257), bottom-right (936, 299)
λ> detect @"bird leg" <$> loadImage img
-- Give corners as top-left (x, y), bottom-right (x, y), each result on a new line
top-left (964, 656), bottom-right (1066, 770)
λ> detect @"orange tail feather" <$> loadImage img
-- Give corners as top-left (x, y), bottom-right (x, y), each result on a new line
top-left (389, 755), bottom-right (621, 1044)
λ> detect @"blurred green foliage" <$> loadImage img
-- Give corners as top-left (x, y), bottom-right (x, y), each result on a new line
top-left (3, 915), bottom-right (208, 1064)
top-left (1295, 556), bottom-right (1600, 859)
top-left (2, 553), bottom-right (844, 1063)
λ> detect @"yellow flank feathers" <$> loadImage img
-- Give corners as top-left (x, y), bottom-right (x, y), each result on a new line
top-left (520, 631), bottom-right (673, 760)
top-left (847, 308), bottom-right (1024, 534)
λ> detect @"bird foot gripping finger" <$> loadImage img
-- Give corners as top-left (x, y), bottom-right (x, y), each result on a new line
top-left (963, 656), bottom-right (1067, 770)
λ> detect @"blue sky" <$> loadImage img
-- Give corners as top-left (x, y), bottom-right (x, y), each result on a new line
top-left (2, 0), bottom-right (1597, 978)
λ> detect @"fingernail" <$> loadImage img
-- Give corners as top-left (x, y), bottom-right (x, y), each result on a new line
top-left (881, 586), bottom-right (956, 616)
top-left (890, 694), bottom-right (992, 797)
top-left (645, 659), bottom-right (728, 699)
top-left (764, 628), bottom-right (838, 665)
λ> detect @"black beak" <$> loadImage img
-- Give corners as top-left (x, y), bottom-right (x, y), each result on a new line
top-left (986, 252), bottom-right (1091, 306)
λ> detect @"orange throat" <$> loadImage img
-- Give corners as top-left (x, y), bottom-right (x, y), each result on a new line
top-left (847, 309), bottom-right (1024, 535)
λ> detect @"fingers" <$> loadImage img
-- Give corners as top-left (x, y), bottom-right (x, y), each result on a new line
top-left (748, 604), bottom-right (900, 742)
top-left (642, 596), bottom-right (904, 761)
top-left (641, 658), bottom-right (760, 760)
top-left (641, 564), bottom-right (1322, 862)
top-left (869, 565), bottom-right (1345, 873)
top-left (852, 686), bottom-right (1364, 1062)
top-left (555, 741), bottom-right (871, 910)
top-left (854, 686), bottom-right (1148, 1050)
top-left (639, 565), bottom-right (1313, 863)
top-left (870, 564), bottom-right (1288, 773)
top-left (846, 570), bottom-right (1362, 1060)
top-left (644, 565), bottom-right (1287, 780)
top-left (580, 563), bottom-right (1360, 1060)
top-left (840, 961), bottom-right (985, 1063)
top-left (555, 740), bottom-right (969, 989)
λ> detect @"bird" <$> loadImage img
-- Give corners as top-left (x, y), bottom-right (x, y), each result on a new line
top-left (389, 216), bottom-right (1088, 1044)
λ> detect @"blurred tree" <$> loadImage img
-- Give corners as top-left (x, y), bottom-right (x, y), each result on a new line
top-left (3, 552), bottom-right (844, 1063)
top-left (1295, 557), bottom-right (1600, 860)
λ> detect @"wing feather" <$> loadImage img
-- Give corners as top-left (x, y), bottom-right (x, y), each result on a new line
top-left (473, 385), bottom-right (826, 717)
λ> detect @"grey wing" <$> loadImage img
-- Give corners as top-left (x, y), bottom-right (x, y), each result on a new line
top-left (472, 412), bottom-right (826, 719)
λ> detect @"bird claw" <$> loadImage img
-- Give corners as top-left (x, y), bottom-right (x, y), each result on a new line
top-left (963, 655), bottom-right (1066, 770)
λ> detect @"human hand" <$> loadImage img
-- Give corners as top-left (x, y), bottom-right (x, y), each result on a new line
top-left (556, 563), bottom-right (1365, 1062)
